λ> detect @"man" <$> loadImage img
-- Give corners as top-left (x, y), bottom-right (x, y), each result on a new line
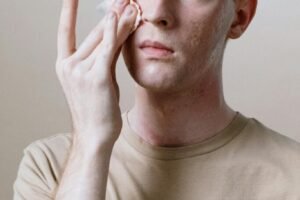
top-left (14, 0), bottom-right (300, 199)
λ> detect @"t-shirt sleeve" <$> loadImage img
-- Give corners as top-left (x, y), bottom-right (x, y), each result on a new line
top-left (13, 141), bottom-right (59, 200)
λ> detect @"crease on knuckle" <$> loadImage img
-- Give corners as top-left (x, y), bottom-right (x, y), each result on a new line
top-left (97, 50), bottom-right (110, 61)
top-left (63, 58), bottom-right (77, 68)
top-left (92, 75), bottom-right (110, 88)
top-left (58, 24), bottom-right (72, 36)
top-left (71, 68), bottom-right (84, 80)
top-left (103, 42), bottom-right (115, 51)
top-left (60, 58), bottom-right (77, 76)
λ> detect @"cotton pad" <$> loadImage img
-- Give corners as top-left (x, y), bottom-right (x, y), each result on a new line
top-left (97, 0), bottom-right (142, 33)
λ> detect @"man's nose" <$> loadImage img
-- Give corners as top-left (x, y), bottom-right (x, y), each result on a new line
top-left (138, 0), bottom-right (175, 28)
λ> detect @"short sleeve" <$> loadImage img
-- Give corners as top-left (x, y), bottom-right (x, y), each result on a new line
top-left (13, 141), bottom-right (59, 200)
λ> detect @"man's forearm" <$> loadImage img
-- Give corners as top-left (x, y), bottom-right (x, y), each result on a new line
top-left (55, 139), bottom-right (114, 200)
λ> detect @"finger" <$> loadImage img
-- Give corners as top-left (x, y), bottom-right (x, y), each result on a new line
top-left (111, 46), bottom-right (122, 70)
top-left (57, 0), bottom-right (78, 60)
top-left (76, 31), bottom-right (123, 75)
top-left (89, 11), bottom-right (118, 78)
top-left (71, 20), bottom-right (105, 61)
top-left (88, 5), bottom-right (137, 61)
top-left (72, 0), bottom-right (129, 61)
top-left (111, 46), bottom-right (122, 102)
top-left (115, 4), bottom-right (138, 47)
top-left (111, 0), bottom-right (130, 19)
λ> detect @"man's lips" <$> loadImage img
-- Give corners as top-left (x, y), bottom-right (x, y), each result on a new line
top-left (139, 40), bottom-right (174, 58)
top-left (139, 40), bottom-right (174, 52)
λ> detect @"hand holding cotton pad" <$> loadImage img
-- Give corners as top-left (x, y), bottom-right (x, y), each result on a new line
top-left (97, 0), bottom-right (142, 33)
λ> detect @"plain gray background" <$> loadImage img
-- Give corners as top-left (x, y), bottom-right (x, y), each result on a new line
top-left (1, 0), bottom-right (299, 199)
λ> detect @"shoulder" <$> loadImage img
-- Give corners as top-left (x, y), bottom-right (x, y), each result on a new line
top-left (20, 133), bottom-right (73, 181)
top-left (246, 118), bottom-right (300, 149)
top-left (21, 132), bottom-right (72, 176)
top-left (236, 115), bottom-right (300, 161)
top-left (26, 132), bottom-right (72, 153)
top-left (14, 133), bottom-right (72, 199)
top-left (24, 132), bottom-right (73, 174)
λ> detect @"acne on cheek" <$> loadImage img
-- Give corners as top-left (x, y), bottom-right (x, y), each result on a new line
top-left (187, 4), bottom-right (230, 52)
top-left (185, 18), bottom-right (224, 72)
top-left (188, 21), bottom-right (207, 49)
top-left (187, 19), bottom-right (216, 64)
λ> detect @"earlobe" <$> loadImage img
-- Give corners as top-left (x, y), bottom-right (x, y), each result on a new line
top-left (227, 0), bottom-right (257, 39)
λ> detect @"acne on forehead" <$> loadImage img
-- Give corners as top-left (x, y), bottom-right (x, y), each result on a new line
top-left (97, 0), bottom-right (142, 33)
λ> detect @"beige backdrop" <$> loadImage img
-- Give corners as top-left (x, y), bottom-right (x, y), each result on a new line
top-left (1, 0), bottom-right (299, 199)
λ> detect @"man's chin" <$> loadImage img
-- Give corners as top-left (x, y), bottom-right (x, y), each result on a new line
top-left (132, 76), bottom-right (181, 95)
top-left (124, 59), bottom-right (184, 93)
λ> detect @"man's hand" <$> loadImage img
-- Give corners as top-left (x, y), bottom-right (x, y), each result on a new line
top-left (56, 0), bottom-right (137, 150)
top-left (55, 0), bottom-right (138, 199)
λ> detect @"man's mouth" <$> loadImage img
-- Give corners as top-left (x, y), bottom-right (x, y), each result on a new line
top-left (139, 40), bottom-right (174, 58)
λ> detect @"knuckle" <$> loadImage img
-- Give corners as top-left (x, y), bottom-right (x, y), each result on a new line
top-left (58, 58), bottom-right (77, 77)
top-left (70, 68), bottom-right (88, 84)
top-left (58, 25), bottom-right (71, 36)
top-left (55, 61), bottom-right (65, 78)
top-left (62, 58), bottom-right (77, 69)
top-left (71, 68), bottom-right (82, 79)
top-left (91, 74), bottom-right (110, 88)
top-left (103, 42), bottom-right (115, 51)
top-left (62, 65), bottom-right (72, 78)
top-left (97, 49), bottom-right (110, 61)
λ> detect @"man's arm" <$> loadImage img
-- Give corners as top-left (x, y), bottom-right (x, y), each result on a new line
top-left (13, 0), bottom-right (137, 198)
top-left (55, 138), bottom-right (114, 200)
top-left (50, 0), bottom-right (138, 199)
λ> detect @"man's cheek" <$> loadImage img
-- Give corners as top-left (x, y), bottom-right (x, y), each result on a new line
top-left (186, 21), bottom-right (208, 49)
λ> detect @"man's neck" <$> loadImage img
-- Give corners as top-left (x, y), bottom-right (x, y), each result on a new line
top-left (127, 72), bottom-right (236, 147)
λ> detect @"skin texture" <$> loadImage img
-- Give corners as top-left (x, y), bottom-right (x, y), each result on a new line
top-left (122, 0), bottom-right (257, 146)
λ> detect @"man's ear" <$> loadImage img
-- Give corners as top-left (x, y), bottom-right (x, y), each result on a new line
top-left (228, 0), bottom-right (257, 39)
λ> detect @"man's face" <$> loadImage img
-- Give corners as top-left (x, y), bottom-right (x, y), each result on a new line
top-left (122, 0), bottom-right (235, 93)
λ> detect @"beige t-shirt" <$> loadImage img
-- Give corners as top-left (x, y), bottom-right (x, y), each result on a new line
top-left (14, 111), bottom-right (300, 199)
